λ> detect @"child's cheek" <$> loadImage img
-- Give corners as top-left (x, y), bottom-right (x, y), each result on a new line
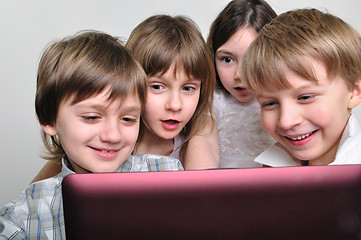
top-left (306, 107), bottom-right (332, 128)
top-left (261, 111), bottom-right (276, 136)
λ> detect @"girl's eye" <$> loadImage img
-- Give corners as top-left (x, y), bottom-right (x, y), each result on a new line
top-left (152, 84), bottom-right (163, 90)
top-left (221, 57), bottom-right (234, 63)
top-left (151, 84), bottom-right (164, 90)
top-left (182, 85), bottom-right (196, 92)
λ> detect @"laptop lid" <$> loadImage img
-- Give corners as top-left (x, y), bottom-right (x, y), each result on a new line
top-left (62, 165), bottom-right (361, 240)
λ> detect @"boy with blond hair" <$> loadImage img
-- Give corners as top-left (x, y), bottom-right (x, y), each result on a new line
top-left (241, 8), bottom-right (361, 167)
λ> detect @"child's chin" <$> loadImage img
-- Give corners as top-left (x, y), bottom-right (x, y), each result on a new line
top-left (290, 150), bottom-right (318, 163)
top-left (162, 133), bottom-right (179, 140)
top-left (234, 95), bottom-right (254, 104)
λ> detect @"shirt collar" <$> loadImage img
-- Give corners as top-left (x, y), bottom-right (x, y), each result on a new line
top-left (60, 157), bottom-right (76, 179)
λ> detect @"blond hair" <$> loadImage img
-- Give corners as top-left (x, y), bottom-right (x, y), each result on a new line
top-left (242, 8), bottom-right (361, 92)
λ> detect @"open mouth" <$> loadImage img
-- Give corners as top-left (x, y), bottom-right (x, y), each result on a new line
top-left (235, 87), bottom-right (247, 90)
top-left (161, 119), bottom-right (180, 130)
top-left (285, 130), bottom-right (318, 141)
top-left (234, 87), bottom-right (249, 94)
top-left (162, 119), bottom-right (180, 125)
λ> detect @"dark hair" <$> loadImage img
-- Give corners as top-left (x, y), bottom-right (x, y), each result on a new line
top-left (207, 0), bottom-right (277, 94)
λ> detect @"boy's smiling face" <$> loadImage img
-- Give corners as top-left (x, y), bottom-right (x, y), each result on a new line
top-left (256, 59), bottom-right (358, 165)
top-left (41, 88), bottom-right (141, 173)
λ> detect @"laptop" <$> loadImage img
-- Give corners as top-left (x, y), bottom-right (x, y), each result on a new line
top-left (62, 165), bottom-right (361, 240)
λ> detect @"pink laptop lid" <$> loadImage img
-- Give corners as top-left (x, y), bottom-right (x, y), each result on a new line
top-left (62, 165), bottom-right (361, 240)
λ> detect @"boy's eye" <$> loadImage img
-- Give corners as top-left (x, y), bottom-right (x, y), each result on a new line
top-left (298, 94), bottom-right (315, 102)
top-left (221, 56), bottom-right (234, 63)
top-left (261, 101), bottom-right (278, 109)
top-left (122, 117), bottom-right (137, 122)
top-left (82, 115), bottom-right (100, 121)
top-left (121, 116), bottom-right (139, 125)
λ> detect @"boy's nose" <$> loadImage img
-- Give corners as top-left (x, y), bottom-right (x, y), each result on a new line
top-left (277, 105), bottom-right (303, 130)
top-left (100, 120), bottom-right (121, 143)
top-left (165, 92), bottom-right (182, 111)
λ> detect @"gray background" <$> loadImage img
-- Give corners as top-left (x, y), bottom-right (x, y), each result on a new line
top-left (1, 0), bottom-right (361, 206)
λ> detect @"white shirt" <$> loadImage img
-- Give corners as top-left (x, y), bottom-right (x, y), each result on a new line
top-left (213, 90), bottom-right (275, 168)
top-left (255, 115), bottom-right (361, 167)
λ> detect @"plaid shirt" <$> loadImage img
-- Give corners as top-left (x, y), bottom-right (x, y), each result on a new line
top-left (0, 154), bottom-right (183, 239)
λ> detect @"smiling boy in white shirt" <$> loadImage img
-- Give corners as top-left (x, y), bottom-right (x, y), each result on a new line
top-left (241, 8), bottom-right (361, 167)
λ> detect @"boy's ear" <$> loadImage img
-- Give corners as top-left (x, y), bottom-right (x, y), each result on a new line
top-left (348, 77), bottom-right (361, 109)
top-left (40, 123), bottom-right (57, 136)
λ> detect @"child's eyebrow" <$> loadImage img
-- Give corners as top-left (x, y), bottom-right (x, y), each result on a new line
top-left (186, 78), bottom-right (202, 83)
top-left (149, 74), bottom-right (201, 83)
top-left (75, 101), bottom-right (141, 112)
top-left (255, 93), bottom-right (275, 99)
top-left (121, 106), bottom-right (142, 113)
top-left (73, 102), bottom-right (104, 109)
top-left (215, 49), bottom-right (232, 55)
top-left (255, 81), bottom-right (325, 97)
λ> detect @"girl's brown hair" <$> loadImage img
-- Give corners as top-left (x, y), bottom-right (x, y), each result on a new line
top-left (126, 15), bottom-right (216, 161)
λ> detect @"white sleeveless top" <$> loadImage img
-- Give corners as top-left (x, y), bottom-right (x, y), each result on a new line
top-left (213, 90), bottom-right (275, 168)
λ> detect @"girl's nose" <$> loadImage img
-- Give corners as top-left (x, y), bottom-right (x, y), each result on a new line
top-left (165, 92), bottom-right (182, 111)
top-left (234, 62), bottom-right (242, 81)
